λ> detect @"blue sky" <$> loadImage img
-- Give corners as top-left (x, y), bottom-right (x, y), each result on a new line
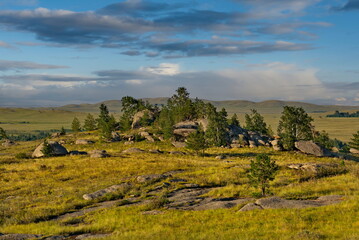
top-left (0, 0), bottom-right (358, 107)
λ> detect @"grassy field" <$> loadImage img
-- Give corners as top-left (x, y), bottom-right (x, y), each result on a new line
top-left (0, 133), bottom-right (358, 239)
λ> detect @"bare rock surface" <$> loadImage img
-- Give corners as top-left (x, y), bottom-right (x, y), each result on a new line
top-left (295, 141), bottom-right (333, 157)
top-left (287, 163), bottom-right (339, 174)
top-left (350, 148), bottom-right (359, 154)
top-left (1, 139), bottom-right (16, 147)
top-left (122, 148), bottom-right (145, 154)
top-left (239, 195), bottom-right (343, 211)
top-left (75, 139), bottom-right (94, 145)
top-left (89, 150), bottom-right (108, 158)
top-left (83, 183), bottom-right (132, 200)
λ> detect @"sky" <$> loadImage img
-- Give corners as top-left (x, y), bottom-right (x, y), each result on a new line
top-left (0, 0), bottom-right (358, 107)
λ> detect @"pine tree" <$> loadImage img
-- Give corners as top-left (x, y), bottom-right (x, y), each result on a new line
top-left (60, 126), bottom-right (66, 135)
top-left (97, 104), bottom-right (116, 141)
top-left (83, 114), bottom-right (96, 131)
top-left (205, 107), bottom-right (229, 147)
top-left (229, 113), bottom-right (240, 127)
top-left (349, 130), bottom-right (359, 150)
top-left (41, 139), bottom-right (53, 157)
top-left (244, 109), bottom-right (269, 135)
top-left (167, 87), bottom-right (195, 122)
top-left (186, 129), bottom-right (207, 155)
top-left (71, 117), bottom-right (81, 133)
top-left (247, 154), bottom-right (279, 196)
top-left (314, 130), bottom-right (334, 149)
top-left (156, 106), bottom-right (174, 139)
top-left (277, 106), bottom-right (314, 150)
top-left (0, 127), bottom-right (8, 140)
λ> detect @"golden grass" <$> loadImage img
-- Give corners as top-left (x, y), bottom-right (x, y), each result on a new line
top-left (0, 134), bottom-right (358, 239)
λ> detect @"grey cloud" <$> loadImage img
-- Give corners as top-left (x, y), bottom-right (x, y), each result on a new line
top-left (0, 60), bottom-right (67, 71)
top-left (121, 50), bottom-right (142, 56)
top-left (334, 0), bottom-right (359, 11)
top-left (0, 74), bottom-right (98, 82)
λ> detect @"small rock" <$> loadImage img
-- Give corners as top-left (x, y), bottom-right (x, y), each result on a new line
top-left (75, 139), bottom-right (94, 145)
top-left (215, 155), bottom-right (226, 160)
top-left (239, 203), bottom-right (263, 211)
top-left (349, 148), bottom-right (359, 154)
top-left (1, 139), bottom-right (16, 147)
top-left (149, 149), bottom-right (163, 154)
top-left (122, 148), bottom-right (145, 154)
top-left (83, 183), bottom-right (131, 200)
top-left (169, 151), bottom-right (185, 155)
top-left (89, 150), bottom-right (108, 158)
top-left (124, 141), bottom-right (134, 145)
top-left (69, 150), bottom-right (88, 156)
top-left (172, 141), bottom-right (186, 148)
top-left (142, 210), bottom-right (164, 215)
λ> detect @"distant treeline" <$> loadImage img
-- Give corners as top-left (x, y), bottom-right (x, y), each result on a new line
top-left (7, 130), bottom-right (58, 141)
top-left (327, 110), bottom-right (359, 118)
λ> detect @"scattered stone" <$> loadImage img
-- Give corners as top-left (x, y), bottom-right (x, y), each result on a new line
top-left (124, 141), bottom-right (134, 145)
top-left (51, 132), bottom-right (62, 138)
top-left (122, 148), bottom-right (145, 154)
top-left (169, 178), bottom-right (188, 183)
top-left (1, 139), bottom-right (16, 147)
top-left (349, 148), bottom-right (359, 154)
top-left (287, 163), bottom-right (339, 174)
top-left (158, 136), bottom-right (165, 142)
top-left (230, 144), bottom-right (242, 148)
top-left (136, 174), bottom-right (167, 183)
top-left (75, 139), bottom-right (94, 145)
top-left (238, 195), bottom-right (344, 211)
top-left (332, 147), bottom-right (339, 153)
top-left (32, 141), bottom-right (68, 158)
top-left (191, 198), bottom-right (252, 211)
top-left (83, 183), bottom-right (132, 200)
top-left (111, 131), bottom-right (121, 142)
top-left (172, 141), bottom-right (186, 148)
top-left (89, 150), bottom-right (109, 158)
top-left (215, 155), bottom-right (226, 160)
top-left (0, 234), bottom-right (42, 240)
top-left (271, 139), bottom-right (283, 151)
top-left (69, 150), bottom-right (88, 156)
top-left (249, 140), bottom-right (257, 148)
top-left (239, 203), bottom-right (263, 211)
top-left (295, 141), bottom-right (333, 157)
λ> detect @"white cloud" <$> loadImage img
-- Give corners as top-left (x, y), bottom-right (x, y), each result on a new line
top-left (144, 63), bottom-right (180, 76)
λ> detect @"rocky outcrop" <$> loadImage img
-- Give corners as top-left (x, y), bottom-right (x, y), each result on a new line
top-left (239, 195), bottom-right (343, 211)
top-left (32, 141), bottom-right (68, 158)
top-left (83, 183), bottom-right (132, 200)
top-left (89, 150), bottom-right (109, 158)
top-left (111, 132), bottom-right (121, 142)
top-left (173, 121), bottom-right (198, 139)
top-left (136, 174), bottom-right (168, 183)
top-left (75, 139), bottom-right (94, 145)
top-left (122, 147), bottom-right (145, 154)
top-left (350, 148), bottom-right (359, 154)
top-left (271, 139), bottom-right (283, 151)
top-left (131, 110), bottom-right (156, 129)
top-left (139, 132), bottom-right (155, 142)
top-left (295, 141), bottom-right (333, 157)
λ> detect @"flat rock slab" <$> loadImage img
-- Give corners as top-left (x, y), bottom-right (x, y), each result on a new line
top-left (190, 198), bottom-right (253, 211)
top-left (83, 183), bottom-right (131, 200)
top-left (122, 148), bottom-right (145, 154)
top-left (239, 195), bottom-right (344, 211)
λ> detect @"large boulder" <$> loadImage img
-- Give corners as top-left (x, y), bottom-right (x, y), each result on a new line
top-left (295, 141), bottom-right (332, 157)
top-left (89, 150), bottom-right (109, 158)
top-left (173, 121), bottom-right (198, 139)
top-left (131, 110), bottom-right (156, 129)
top-left (32, 141), bottom-right (68, 158)
top-left (122, 148), bottom-right (145, 154)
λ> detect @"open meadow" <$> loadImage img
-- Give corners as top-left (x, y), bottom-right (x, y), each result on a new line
top-left (0, 132), bottom-right (358, 239)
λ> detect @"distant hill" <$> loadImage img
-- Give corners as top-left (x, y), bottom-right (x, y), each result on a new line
top-left (52, 98), bottom-right (359, 114)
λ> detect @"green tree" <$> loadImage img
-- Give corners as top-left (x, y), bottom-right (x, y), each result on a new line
top-left (41, 139), bottom-right (53, 157)
top-left (97, 104), bottom-right (117, 141)
top-left (167, 87), bottom-right (195, 122)
top-left (71, 117), bottom-right (81, 133)
top-left (83, 113), bottom-right (96, 131)
top-left (229, 113), bottom-right (240, 127)
top-left (186, 129), bottom-right (207, 155)
top-left (156, 106), bottom-right (174, 139)
top-left (245, 109), bottom-right (269, 135)
top-left (314, 130), bottom-right (334, 149)
top-left (0, 127), bottom-right (8, 140)
top-left (247, 154), bottom-right (279, 196)
top-left (205, 107), bottom-right (229, 147)
top-left (349, 130), bottom-right (359, 150)
top-left (277, 106), bottom-right (314, 150)
top-left (60, 126), bottom-right (66, 135)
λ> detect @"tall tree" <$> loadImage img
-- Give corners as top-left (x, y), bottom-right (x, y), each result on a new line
top-left (349, 130), bottom-right (359, 150)
top-left (83, 113), bottom-right (97, 131)
top-left (205, 107), bottom-right (229, 147)
top-left (277, 106), bottom-right (314, 150)
top-left (245, 109), bottom-right (269, 135)
top-left (71, 117), bottom-right (81, 133)
top-left (186, 129), bottom-right (207, 155)
top-left (167, 87), bottom-right (195, 122)
top-left (247, 154), bottom-right (279, 196)
top-left (229, 113), bottom-right (240, 127)
top-left (97, 104), bottom-right (116, 140)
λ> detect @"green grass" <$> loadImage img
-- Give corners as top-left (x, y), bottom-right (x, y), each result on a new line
top-left (0, 132), bottom-right (358, 239)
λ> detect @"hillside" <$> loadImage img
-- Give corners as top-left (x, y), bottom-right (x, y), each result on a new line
top-left (0, 133), bottom-right (358, 239)
top-left (54, 99), bottom-right (359, 114)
